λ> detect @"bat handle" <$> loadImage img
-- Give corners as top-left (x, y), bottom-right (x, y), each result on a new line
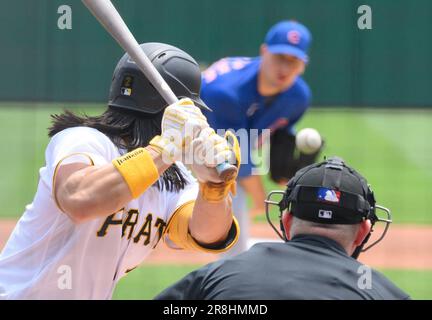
top-left (216, 162), bottom-right (238, 182)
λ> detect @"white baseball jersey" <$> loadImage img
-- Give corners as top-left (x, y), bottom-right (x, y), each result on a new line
top-left (0, 127), bottom-right (198, 299)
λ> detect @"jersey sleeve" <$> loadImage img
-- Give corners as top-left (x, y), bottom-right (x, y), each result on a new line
top-left (286, 107), bottom-right (307, 135)
top-left (202, 90), bottom-right (246, 131)
top-left (201, 74), bottom-right (247, 131)
top-left (286, 79), bottom-right (312, 134)
top-left (44, 127), bottom-right (116, 193)
top-left (238, 152), bottom-right (255, 178)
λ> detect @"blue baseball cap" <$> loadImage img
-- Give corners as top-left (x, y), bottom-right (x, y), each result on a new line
top-left (264, 21), bottom-right (312, 63)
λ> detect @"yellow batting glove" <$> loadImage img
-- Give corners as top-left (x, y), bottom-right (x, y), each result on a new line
top-left (150, 98), bottom-right (209, 164)
top-left (188, 129), bottom-right (241, 202)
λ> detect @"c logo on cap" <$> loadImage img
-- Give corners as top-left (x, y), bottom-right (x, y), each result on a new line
top-left (287, 30), bottom-right (301, 45)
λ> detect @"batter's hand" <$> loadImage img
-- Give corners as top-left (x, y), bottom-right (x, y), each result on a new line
top-left (189, 129), bottom-right (241, 202)
top-left (188, 128), bottom-right (239, 183)
top-left (149, 98), bottom-right (209, 163)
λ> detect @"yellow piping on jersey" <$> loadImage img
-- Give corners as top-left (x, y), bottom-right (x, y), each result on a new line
top-left (52, 152), bottom-right (95, 213)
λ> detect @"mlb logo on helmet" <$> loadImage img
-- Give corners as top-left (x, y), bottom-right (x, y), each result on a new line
top-left (121, 87), bottom-right (132, 96)
top-left (317, 187), bottom-right (341, 203)
top-left (120, 75), bottom-right (133, 96)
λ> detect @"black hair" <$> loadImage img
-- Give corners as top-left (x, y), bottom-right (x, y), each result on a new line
top-left (48, 107), bottom-right (187, 192)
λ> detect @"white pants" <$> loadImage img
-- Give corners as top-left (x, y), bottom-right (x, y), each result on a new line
top-left (221, 185), bottom-right (249, 258)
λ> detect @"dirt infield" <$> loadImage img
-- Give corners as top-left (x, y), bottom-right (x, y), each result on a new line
top-left (1, 219), bottom-right (431, 269)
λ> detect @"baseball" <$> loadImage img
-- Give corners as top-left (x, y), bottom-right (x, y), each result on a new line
top-left (295, 128), bottom-right (322, 154)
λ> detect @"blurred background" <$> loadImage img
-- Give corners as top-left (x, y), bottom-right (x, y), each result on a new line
top-left (0, 0), bottom-right (431, 299)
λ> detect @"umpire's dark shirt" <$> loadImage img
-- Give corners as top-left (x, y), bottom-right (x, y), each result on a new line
top-left (155, 234), bottom-right (410, 300)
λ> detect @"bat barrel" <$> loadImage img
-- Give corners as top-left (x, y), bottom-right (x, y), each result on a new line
top-left (82, 0), bottom-right (236, 182)
top-left (81, 0), bottom-right (178, 104)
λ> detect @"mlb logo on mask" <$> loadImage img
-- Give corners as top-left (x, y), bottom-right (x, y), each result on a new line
top-left (318, 210), bottom-right (333, 219)
top-left (317, 188), bottom-right (341, 203)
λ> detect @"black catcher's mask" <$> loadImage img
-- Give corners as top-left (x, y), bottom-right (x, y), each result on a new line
top-left (264, 156), bottom-right (392, 259)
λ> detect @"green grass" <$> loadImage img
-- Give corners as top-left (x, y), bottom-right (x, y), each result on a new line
top-left (379, 269), bottom-right (432, 300)
top-left (113, 264), bottom-right (199, 300)
top-left (1, 104), bottom-right (429, 300)
top-left (112, 264), bottom-right (432, 300)
top-left (0, 104), bottom-right (431, 223)
top-left (0, 103), bottom-right (103, 218)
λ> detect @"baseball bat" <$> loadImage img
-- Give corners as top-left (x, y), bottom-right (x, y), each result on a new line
top-left (82, 0), bottom-right (237, 182)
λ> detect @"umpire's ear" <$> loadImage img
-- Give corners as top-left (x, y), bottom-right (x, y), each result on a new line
top-left (281, 212), bottom-right (294, 240)
top-left (353, 219), bottom-right (372, 247)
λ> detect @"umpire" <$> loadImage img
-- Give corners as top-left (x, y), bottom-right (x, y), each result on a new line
top-left (155, 157), bottom-right (410, 300)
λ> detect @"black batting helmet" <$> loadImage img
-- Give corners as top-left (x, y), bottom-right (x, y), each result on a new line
top-left (108, 42), bottom-right (210, 114)
top-left (265, 156), bottom-right (392, 259)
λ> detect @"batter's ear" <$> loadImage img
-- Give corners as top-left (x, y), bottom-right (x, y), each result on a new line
top-left (281, 212), bottom-right (294, 240)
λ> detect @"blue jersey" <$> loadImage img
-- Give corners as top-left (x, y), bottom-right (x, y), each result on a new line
top-left (201, 57), bottom-right (312, 177)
